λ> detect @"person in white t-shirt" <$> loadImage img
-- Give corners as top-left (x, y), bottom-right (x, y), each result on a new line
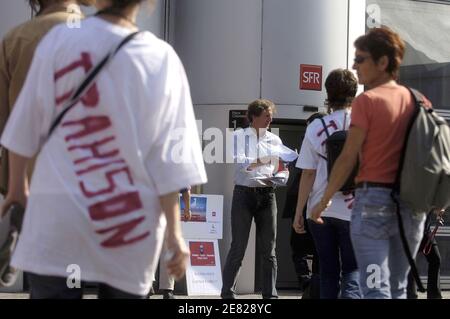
top-left (0, 0), bottom-right (207, 298)
top-left (293, 69), bottom-right (361, 299)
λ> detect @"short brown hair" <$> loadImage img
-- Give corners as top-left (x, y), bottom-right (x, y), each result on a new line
top-left (246, 99), bottom-right (276, 123)
top-left (325, 69), bottom-right (358, 111)
top-left (28, 0), bottom-right (95, 13)
top-left (107, 0), bottom-right (146, 8)
top-left (354, 27), bottom-right (405, 78)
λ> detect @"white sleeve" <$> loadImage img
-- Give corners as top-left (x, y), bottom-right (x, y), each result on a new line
top-left (1, 45), bottom-right (55, 157)
top-left (233, 129), bottom-right (252, 172)
top-left (296, 134), bottom-right (319, 170)
top-left (144, 46), bottom-right (207, 195)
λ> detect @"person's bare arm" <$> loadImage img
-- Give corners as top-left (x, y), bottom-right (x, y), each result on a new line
top-left (1, 151), bottom-right (29, 217)
top-left (159, 192), bottom-right (189, 280)
top-left (181, 189), bottom-right (191, 221)
top-left (247, 156), bottom-right (280, 170)
top-left (293, 169), bottom-right (315, 233)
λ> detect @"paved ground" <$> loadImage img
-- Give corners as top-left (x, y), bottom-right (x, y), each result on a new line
top-left (0, 290), bottom-right (448, 299)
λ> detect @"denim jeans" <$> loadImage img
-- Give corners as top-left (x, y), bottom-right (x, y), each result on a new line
top-left (308, 217), bottom-right (361, 299)
top-left (221, 186), bottom-right (278, 299)
top-left (26, 272), bottom-right (146, 299)
top-left (289, 216), bottom-right (317, 286)
top-left (351, 186), bottom-right (425, 299)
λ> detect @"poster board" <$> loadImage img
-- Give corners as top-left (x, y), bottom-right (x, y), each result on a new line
top-left (180, 194), bottom-right (223, 239)
top-left (185, 239), bottom-right (222, 296)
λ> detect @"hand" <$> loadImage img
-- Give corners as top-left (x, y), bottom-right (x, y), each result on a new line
top-left (309, 198), bottom-right (331, 225)
top-left (292, 208), bottom-right (306, 234)
top-left (165, 235), bottom-right (190, 280)
top-left (183, 209), bottom-right (191, 221)
top-left (1, 191), bottom-right (27, 219)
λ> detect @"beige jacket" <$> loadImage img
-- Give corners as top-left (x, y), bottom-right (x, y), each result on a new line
top-left (0, 9), bottom-right (83, 194)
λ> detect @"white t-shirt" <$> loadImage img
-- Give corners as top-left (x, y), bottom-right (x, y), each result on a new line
top-left (296, 110), bottom-right (354, 221)
top-left (1, 17), bottom-right (207, 295)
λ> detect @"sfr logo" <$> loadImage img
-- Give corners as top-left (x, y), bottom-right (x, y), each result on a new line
top-left (300, 64), bottom-right (322, 91)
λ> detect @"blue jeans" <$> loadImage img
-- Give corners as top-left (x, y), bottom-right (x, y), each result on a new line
top-left (351, 187), bottom-right (425, 299)
top-left (221, 186), bottom-right (278, 299)
top-left (308, 217), bottom-right (361, 299)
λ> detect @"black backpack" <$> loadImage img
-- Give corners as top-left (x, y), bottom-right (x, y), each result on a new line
top-left (319, 114), bottom-right (358, 192)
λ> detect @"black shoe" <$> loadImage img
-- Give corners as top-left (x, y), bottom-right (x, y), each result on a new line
top-left (221, 293), bottom-right (236, 299)
top-left (163, 290), bottom-right (175, 299)
top-left (298, 276), bottom-right (311, 292)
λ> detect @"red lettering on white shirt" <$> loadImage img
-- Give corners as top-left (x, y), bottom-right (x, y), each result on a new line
top-left (80, 166), bottom-right (134, 198)
top-left (96, 216), bottom-right (150, 248)
top-left (68, 136), bottom-right (118, 165)
top-left (63, 116), bottom-right (111, 141)
top-left (54, 53), bottom-right (148, 248)
top-left (54, 52), bottom-right (99, 107)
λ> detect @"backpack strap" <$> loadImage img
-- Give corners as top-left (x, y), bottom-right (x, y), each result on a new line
top-left (319, 118), bottom-right (329, 160)
top-left (390, 86), bottom-right (427, 293)
top-left (343, 111), bottom-right (349, 130)
top-left (393, 87), bottom-right (424, 191)
top-left (409, 88), bottom-right (426, 108)
top-left (47, 31), bottom-right (141, 139)
top-left (319, 118), bottom-right (330, 138)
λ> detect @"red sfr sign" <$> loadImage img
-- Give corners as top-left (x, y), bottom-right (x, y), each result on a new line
top-left (300, 64), bottom-right (322, 91)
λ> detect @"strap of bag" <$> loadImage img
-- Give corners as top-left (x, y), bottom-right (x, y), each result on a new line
top-left (318, 118), bottom-right (329, 160)
top-left (319, 118), bottom-right (330, 138)
top-left (47, 31), bottom-right (141, 138)
top-left (390, 86), bottom-right (426, 293)
top-left (343, 112), bottom-right (348, 130)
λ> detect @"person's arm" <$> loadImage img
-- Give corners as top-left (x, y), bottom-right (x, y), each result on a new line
top-left (1, 151), bottom-right (29, 217)
top-left (159, 191), bottom-right (190, 280)
top-left (247, 156), bottom-right (280, 170)
top-left (293, 169), bottom-right (316, 233)
top-left (181, 189), bottom-right (191, 221)
top-left (310, 126), bottom-right (366, 223)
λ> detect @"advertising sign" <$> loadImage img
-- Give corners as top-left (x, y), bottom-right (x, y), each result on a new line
top-left (180, 194), bottom-right (223, 239)
top-left (300, 64), bottom-right (323, 91)
top-left (185, 240), bottom-right (222, 296)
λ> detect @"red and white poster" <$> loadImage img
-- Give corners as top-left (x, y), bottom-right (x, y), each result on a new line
top-left (189, 241), bottom-right (216, 266)
top-left (185, 240), bottom-right (222, 296)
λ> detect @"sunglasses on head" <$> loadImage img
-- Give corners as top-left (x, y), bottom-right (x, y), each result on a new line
top-left (354, 55), bottom-right (371, 64)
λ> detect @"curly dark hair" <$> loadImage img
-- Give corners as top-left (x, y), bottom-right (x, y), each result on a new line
top-left (246, 99), bottom-right (276, 123)
top-left (354, 27), bottom-right (405, 79)
top-left (324, 69), bottom-right (358, 111)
